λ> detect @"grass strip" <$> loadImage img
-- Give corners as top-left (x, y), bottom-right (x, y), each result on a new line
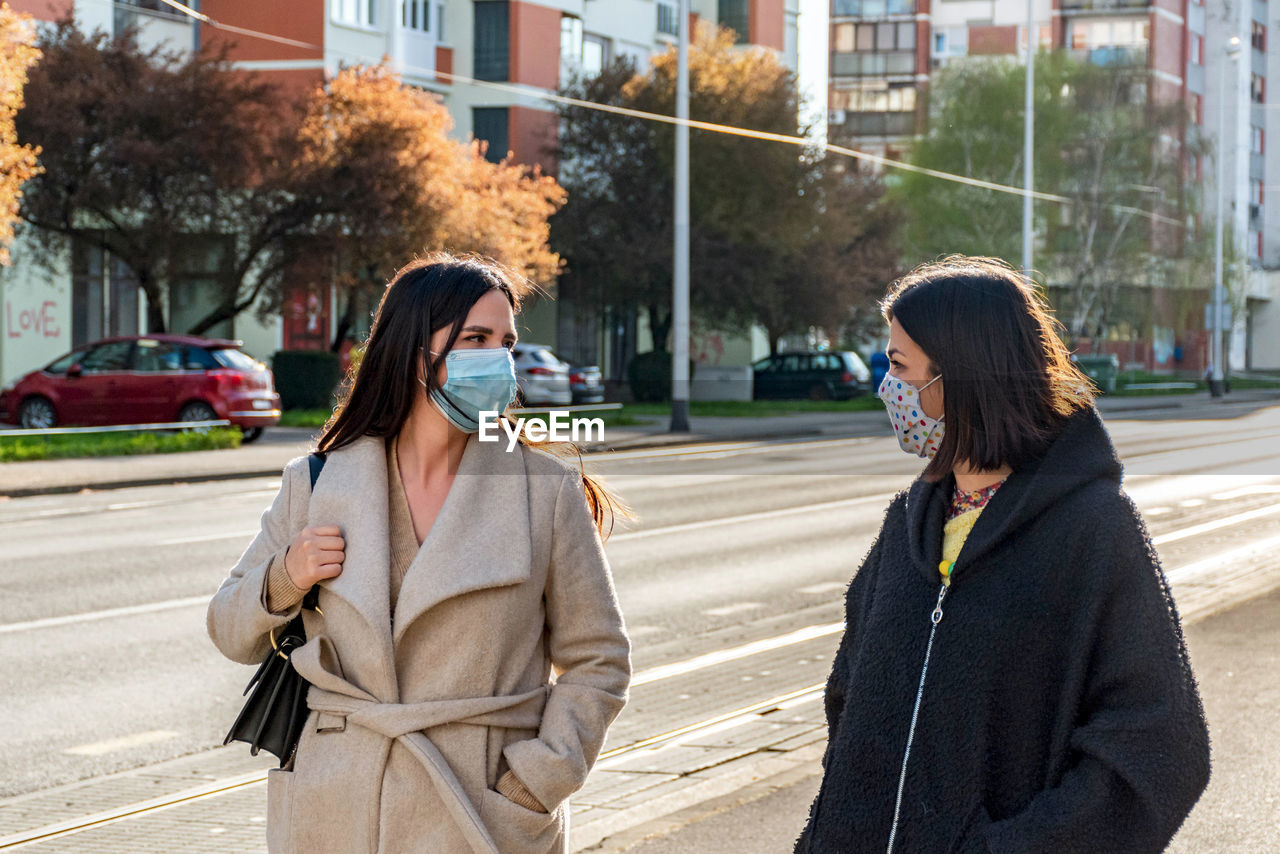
top-left (0, 427), bottom-right (242, 462)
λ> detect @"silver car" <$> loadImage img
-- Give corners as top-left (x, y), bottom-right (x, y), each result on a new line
top-left (512, 343), bottom-right (572, 406)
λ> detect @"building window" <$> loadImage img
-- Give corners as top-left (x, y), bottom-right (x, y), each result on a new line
top-left (833, 0), bottom-right (916, 15)
top-left (1254, 179), bottom-right (1265, 207)
top-left (1190, 93), bottom-right (1203, 125)
top-left (438, 3), bottom-right (446, 39)
top-left (1251, 73), bottom-right (1265, 104)
top-left (473, 2), bottom-right (509, 82)
top-left (831, 83), bottom-right (916, 112)
top-left (838, 21), bottom-right (915, 52)
top-left (582, 34), bottom-right (610, 78)
top-left (719, 0), bottom-right (749, 43)
top-left (333, 0), bottom-right (376, 28)
top-left (473, 107), bottom-right (509, 164)
top-left (1252, 126), bottom-right (1265, 155)
top-left (71, 243), bottom-right (139, 348)
top-left (1252, 20), bottom-right (1266, 52)
top-left (1189, 34), bottom-right (1202, 65)
top-left (1070, 18), bottom-right (1148, 49)
top-left (401, 0), bottom-right (429, 32)
top-left (561, 15), bottom-right (583, 85)
top-left (657, 1), bottom-right (677, 36)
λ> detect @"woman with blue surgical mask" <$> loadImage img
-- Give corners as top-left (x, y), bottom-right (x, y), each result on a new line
top-left (209, 254), bottom-right (631, 854)
top-left (797, 256), bottom-right (1209, 854)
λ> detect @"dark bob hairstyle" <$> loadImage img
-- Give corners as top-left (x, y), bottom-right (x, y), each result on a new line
top-left (881, 255), bottom-right (1095, 482)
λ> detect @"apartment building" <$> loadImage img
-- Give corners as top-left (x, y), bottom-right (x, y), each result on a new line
top-left (2, 0), bottom-right (798, 384)
top-left (828, 0), bottom-right (1280, 371)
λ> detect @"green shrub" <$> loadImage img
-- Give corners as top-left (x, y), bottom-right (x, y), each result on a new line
top-left (273, 350), bottom-right (341, 410)
top-left (0, 427), bottom-right (241, 462)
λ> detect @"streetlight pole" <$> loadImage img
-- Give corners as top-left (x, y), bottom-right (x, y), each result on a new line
top-left (1211, 36), bottom-right (1242, 398)
top-left (1022, 0), bottom-right (1034, 279)
top-left (671, 0), bottom-right (691, 432)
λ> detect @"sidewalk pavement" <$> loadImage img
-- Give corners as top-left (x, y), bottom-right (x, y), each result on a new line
top-left (2, 567), bottom-right (1274, 852)
top-left (0, 671), bottom-right (830, 853)
top-left (2, 391), bottom-right (1278, 497)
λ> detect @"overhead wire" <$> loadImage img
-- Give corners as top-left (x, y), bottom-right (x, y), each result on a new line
top-left (129, 4), bottom-right (1183, 227)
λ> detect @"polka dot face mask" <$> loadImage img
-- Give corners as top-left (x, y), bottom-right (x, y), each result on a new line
top-left (877, 372), bottom-right (944, 459)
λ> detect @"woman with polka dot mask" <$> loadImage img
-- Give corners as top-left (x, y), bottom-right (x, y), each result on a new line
top-left (797, 256), bottom-right (1209, 854)
top-left (877, 368), bottom-right (943, 459)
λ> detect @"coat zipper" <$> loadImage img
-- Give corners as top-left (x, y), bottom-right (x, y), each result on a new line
top-left (886, 581), bottom-right (949, 854)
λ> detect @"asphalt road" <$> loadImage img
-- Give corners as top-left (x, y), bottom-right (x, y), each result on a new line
top-left (3, 402), bottom-right (1280, 842)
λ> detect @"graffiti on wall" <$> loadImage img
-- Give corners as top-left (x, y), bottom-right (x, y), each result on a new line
top-left (5, 300), bottom-right (62, 340)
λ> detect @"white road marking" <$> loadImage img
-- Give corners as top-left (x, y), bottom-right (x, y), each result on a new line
top-left (64, 730), bottom-right (181, 757)
top-left (1178, 499), bottom-right (1206, 508)
top-left (610, 491), bottom-right (897, 543)
top-left (1211, 484), bottom-right (1280, 500)
top-left (599, 436), bottom-right (875, 463)
top-left (798, 581), bottom-right (846, 595)
top-left (0, 596), bottom-right (209, 635)
top-left (1152, 503), bottom-right (1280, 546)
top-left (157, 530), bottom-right (257, 546)
top-left (703, 602), bottom-right (763, 617)
top-left (1166, 533), bottom-right (1280, 584)
top-left (631, 622), bottom-right (844, 687)
top-left (1145, 507), bottom-right (1172, 516)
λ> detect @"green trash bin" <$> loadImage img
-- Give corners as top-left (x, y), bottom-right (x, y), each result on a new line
top-left (1073, 354), bottom-right (1119, 393)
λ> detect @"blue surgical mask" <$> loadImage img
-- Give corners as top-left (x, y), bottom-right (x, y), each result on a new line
top-left (421, 348), bottom-right (518, 433)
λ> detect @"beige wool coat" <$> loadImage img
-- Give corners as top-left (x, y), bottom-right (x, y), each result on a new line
top-left (208, 434), bottom-right (631, 854)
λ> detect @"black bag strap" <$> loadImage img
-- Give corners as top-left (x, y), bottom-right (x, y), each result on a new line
top-left (308, 451), bottom-right (326, 490)
top-left (301, 452), bottom-right (326, 611)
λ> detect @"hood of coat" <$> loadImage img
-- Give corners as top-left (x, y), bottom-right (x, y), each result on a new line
top-left (904, 405), bottom-right (1122, 584)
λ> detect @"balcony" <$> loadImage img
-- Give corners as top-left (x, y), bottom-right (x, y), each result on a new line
top-left (1068, 45), bottom-right (1149, 67)
top-left (833, 0), bottom-right (916, 18)
top-left (831, 52), bottom-right (916, 77)
top-left (839, 111), bottom-right (917, 137)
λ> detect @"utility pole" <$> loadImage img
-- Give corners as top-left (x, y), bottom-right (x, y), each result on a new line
top-left (1022, 0), bottom-right (1034, 279)
top-left (1211, 36), bottom-right (1242, 398)
top-left (671, 0), bottom-right (691, 432)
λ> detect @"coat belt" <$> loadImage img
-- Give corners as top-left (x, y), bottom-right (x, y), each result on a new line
top-left (292, 643), bottom-right (548, 854)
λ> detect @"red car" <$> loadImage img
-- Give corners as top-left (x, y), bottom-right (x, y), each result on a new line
top-left (0, 334), bottom-right (281, 442)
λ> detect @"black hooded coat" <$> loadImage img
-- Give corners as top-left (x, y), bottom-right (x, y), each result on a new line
top-left (797, 406), bottom-right (1210, 853)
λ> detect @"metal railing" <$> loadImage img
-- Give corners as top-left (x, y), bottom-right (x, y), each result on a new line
top-left (0, 420), bottom-right (231, 439)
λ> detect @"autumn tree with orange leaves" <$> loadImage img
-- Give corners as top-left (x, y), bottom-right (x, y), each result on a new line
top-left (304, 66), bottom-right (564, 347)
top-left (17, 22), bottom-right (562, 337)
top-left (0, 4), bottom-right (40, 266)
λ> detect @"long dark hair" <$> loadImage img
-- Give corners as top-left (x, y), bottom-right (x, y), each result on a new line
top-left (317, 253), bottom-right (625, 535)
top-left (881, 255), bottom-right (1095, 482)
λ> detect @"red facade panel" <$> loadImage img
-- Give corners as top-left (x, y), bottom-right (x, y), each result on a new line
top-left (509, 1), bottom-right (561, 90)
top-left (202, 0), bottom-right (324, 64)
top-left (1149, 11), bottom-right (1183, 82)
top-left (508, 105), bottom-right (557, 173)
top-left (436, 45), bottom-right (454, 84)
top-left (9, 0), bottom-right (72, 21)
top-left (748, 0), bottom-right (785, 52)
top-left (968, 25), bottom-right (1018, 56)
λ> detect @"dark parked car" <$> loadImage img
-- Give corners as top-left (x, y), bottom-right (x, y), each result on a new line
top-left (569, 364), bottom-right (605, 404)
top-left (751, 350), bottom-right (871, 400)
top-left (0, 334), bottom-right (281, 442)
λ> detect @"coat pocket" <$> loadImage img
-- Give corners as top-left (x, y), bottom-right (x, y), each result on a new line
top-left (265, 768), bottom-right (295, 854)
top-left (479, 787), bottom-right (564, 854)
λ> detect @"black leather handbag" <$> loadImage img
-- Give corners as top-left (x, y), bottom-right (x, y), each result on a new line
top-left (223, 452), bottom-right (325, 769)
